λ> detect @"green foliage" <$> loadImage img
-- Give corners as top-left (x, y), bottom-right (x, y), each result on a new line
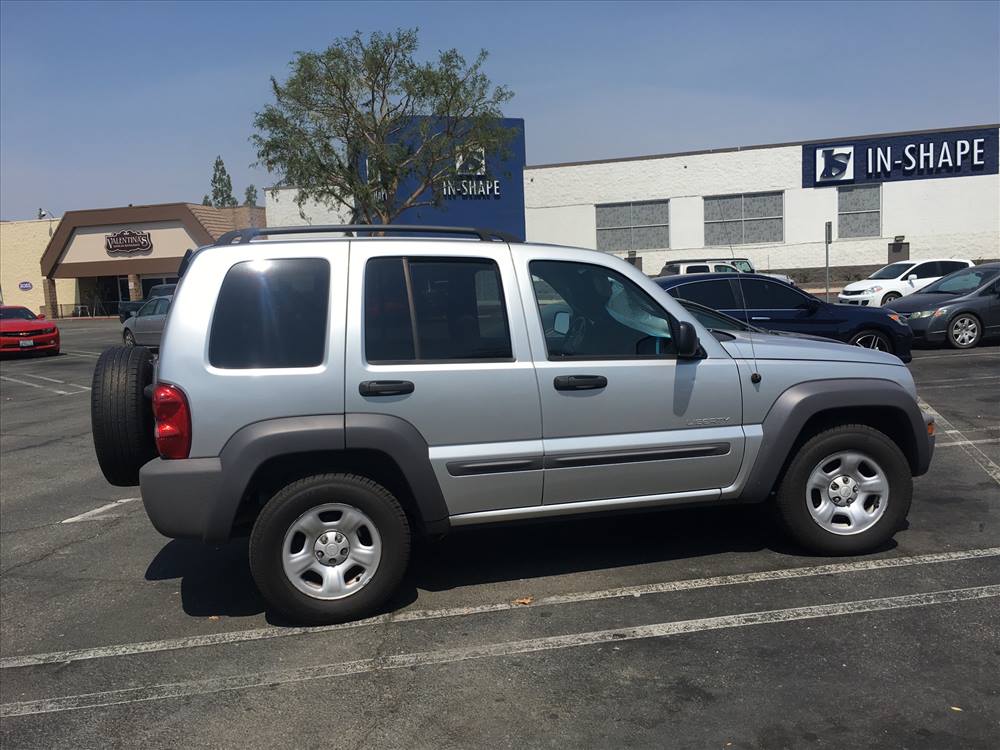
top-left (208, 156), bottom-right (238, 208)
top-left (202, 194), bottom-right (212, 206)
top-left (244, 184), bottom-right (259, 207)
top-left (252, 28), bottom-right (515, 224)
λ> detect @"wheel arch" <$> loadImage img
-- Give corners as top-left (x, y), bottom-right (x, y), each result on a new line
top-left (739, 379), bottom-right (932, 504)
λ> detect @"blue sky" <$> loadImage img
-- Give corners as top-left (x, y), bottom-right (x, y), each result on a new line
top-left (1, 0), bottom-right (997, 220)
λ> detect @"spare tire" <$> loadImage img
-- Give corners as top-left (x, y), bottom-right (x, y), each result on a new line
top-left (91, 346), bottom-right (157, 486)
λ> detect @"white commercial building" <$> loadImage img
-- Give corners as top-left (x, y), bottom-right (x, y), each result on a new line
top-left (524, 125), bottom-right (999, 281)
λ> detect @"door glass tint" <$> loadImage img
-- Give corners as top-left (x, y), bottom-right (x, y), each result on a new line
top-left (741, 279), bottom-right (809, 309)
top-left (209, 258), bottom-right (329, 369)
top-left (530, 261), bottom-right (675, 359)
top-left (138, 300), bottom-right (157, 317)
top-left (670, 280), bottom-right (739, 309)
top-left (911, 263), bottom-right (940, 279)
top-left (938, 261), bottom-right (966, 275)
top-left (712, 264), bottom-right (737, 273)
top-left (364, 258), bottom-right (512, 363)
top-left (686, 265), bottom-right (710, 273)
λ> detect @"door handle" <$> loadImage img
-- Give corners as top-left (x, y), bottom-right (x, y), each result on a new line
top-left (359, 380), bottom-right (415, 397)
top-left (750, 316), bottom-right (771, 321)
top-left (554, 375), bottom-right (608, 391)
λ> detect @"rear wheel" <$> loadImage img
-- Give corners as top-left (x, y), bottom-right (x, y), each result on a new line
top-left (774, 425), bottom-right (911, 555)
top-left (880, 291), bottom-right (901, 306)
top-left (947, 313), bottom-right (981, 349)
top-left (850, 329), bottom-right (892, 354)
top-left (91, 346), bottom-right (157, 486)
top-left (250, 474), bottom-right (411, 624)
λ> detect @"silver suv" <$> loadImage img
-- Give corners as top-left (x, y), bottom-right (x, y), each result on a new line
top-left (91, 226), bottom-right (935, 624)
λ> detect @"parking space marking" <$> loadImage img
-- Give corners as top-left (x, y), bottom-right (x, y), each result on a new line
top-left (936, 438), bottom-right (1000, 448)
top-left (915, 375), bottom-right (1000, 386)
top-left (920, 397), bottom-right (1000, 485)
top-left (61, 498), bottom-right (139, 524)
top-left (0, 375), bottom-right (71, 396)
top-left (2, 584), bottom-right (996, 718)
top-left (2, 546), bottom-right (997, 670)
top-left (911, 351), bottom-right (1000, 361)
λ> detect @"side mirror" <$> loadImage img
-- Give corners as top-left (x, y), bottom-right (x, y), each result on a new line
top-left (676, 321), bottom-right (701, 359)
top-left (907, 274), bottom-right (917, 281)
top-left (36, 313), bottom-right (46, 320)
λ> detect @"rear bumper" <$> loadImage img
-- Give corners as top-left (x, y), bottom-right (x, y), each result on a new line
top-left (140, 457), bottom-right (226, 541)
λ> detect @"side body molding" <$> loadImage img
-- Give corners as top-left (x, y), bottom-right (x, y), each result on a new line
top-left (738, 378), bottom-right (933, 505)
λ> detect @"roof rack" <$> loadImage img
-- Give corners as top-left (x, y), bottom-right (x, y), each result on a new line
top-left (212, 224), bottom-right (518, 246)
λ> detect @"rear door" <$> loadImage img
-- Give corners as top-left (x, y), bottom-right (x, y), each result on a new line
top-left (344, 241), bottom-right (543, 516)
top-left (513, 249), bottom-right (744, 505)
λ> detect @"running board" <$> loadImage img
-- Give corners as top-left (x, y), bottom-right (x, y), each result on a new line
top-left (448, 488), bottom-right (721, 526)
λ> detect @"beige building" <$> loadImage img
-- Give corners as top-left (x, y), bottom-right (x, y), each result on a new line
top-left (1, 203), bottom-right (264, 317)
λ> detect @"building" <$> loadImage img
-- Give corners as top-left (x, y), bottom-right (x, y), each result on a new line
top-left (524, 125), bottom-right (999, 281)
top-left (1, 203), bottom-right (264, 316)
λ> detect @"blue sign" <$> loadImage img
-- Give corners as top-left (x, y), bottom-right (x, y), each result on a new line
top-left (18, 281), bottom-right (33, 291)
top-left (366, 118), bottom-right (526, 240)
top-left (803, 127), bottom-right (998, 188)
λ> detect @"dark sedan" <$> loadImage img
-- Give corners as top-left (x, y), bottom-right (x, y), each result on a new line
top-left (655, 273), bottom-right (912, 362)
top-left (886, 262), bottom-right (1000, 349)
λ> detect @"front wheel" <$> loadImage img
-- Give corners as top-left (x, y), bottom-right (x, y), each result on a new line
top-left (947, 313), bottom-right (981, 349)
top-left (250, 474), bottom-right (411, 624)
top-left (880, 292), bottom-right (901, 306)
top-left (774, 425), bottom-right (912, 555)
top-left (850, 329), bottom-right (893, 354)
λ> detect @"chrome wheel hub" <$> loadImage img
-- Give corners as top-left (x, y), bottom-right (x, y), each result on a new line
top-left (281, 503), bottom-right (382, 600)
top-left (952, 317), bottom-right (978, 346)
top-left (806, 451), bottom-right (889, 536)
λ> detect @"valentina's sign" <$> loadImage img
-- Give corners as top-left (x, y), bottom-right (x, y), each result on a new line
top-left (105, 229), bottom-right (153, 255)
top-left (803, 127), bottom-right (998, 188)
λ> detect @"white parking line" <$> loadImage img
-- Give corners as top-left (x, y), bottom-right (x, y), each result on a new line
top-left (1, 546), bottom-right (996, 670)
top-left (915, 375), bottom-right (1000, 386)
top-left (0, 375), bottom-right (71, 395)
top-left (0, 375), bottom-right (89, 396)
top-left (23, 374), bottom-right (65, 384)
top-left (912, 351), bottom-right (1000, 361)
top-left (920, 397), bottom-right (1000, 485)
top-left (60, 498), bottom-right (139, 524)
top-left (62, 351), bottom-right (100, 358)
top-left (935, 438), bottom-right (1000, 448)
top-left (2, 585), bottom-right (996, 717)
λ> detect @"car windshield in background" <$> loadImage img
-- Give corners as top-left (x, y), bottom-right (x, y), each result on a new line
top-left (868, 262), bottom-right (915, 280)
top-left (0, 307), bottom-right (37, 320)
top-left (921, 267), bottom-right (999, 295)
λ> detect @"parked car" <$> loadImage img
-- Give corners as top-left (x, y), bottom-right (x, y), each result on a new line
top-left (655, 272), bottom-right (912, 361)
top-left (0, 305), bottom-right (60, 356)
top-left (887, 262), bottom-right (1000, 349)
top-left (678, 298), bottom-right (842, 345)
top-left (122, 296), bottom-right (171, 349)
top-left (118, 283), bottom-right (176, 323)
top-left (660, 257), bottom-right (796, 286)
top-left (90, 225), bottom-right (933, 624)
top-left (837, 259), bottom-right (973, 307)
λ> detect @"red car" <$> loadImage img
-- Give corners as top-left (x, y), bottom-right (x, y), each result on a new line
top-left (0, 306), bottom-right (60, 355)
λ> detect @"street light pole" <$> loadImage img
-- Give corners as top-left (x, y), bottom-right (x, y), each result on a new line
top-left (825, 220), bottom-right (832, 302)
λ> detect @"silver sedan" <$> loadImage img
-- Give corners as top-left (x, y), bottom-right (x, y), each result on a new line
top-left (122, 295), bottom-right (171, 349)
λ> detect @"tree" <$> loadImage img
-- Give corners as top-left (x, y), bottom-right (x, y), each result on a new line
top-left (243, 184), bottom-right (259, 207)
top-left (252, 28), bottom-right (515, 225)
top-left (207, 156), bottom-right (238, 208)
top-left (202, 194), bottom-right (212, 206)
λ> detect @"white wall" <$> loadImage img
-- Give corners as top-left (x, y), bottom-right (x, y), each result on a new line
top-left (524, 131), bottom-right (1000, 275)
top-left (266, 188), bottom-right (353, 227)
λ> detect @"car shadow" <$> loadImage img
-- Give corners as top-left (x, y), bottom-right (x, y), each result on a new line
top-left (145, 502), bottom-right (898, 624)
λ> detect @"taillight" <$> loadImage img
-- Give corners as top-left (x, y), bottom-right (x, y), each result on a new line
top-left (152, 383), bottom-right (191, 459)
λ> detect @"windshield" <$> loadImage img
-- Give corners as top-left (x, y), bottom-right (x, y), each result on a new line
top-left (0, 307), bottom-right (37, 321)
top-left (921, 267), bottom-right (998, 295)
top-left (730, 260), bottom-right (753, 273)
top-left (869, 262), bottom-right (915, 280)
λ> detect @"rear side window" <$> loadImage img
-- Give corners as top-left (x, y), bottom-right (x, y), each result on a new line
top-left (685, 264), bottom-right (710, 273)
top-left (938, 261), bottom-right (968, 275)
top-left (209, 258), bottom-right (330, 369)
top-left (671, 279), bottom-right (739, 309)
top-left (910, 262), bottom-right (940, 279)
top-left (364, 257), bottom-right (512, 363)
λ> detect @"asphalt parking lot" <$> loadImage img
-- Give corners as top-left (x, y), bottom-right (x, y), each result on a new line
top-left (1, 319), bottom-right (998, 749)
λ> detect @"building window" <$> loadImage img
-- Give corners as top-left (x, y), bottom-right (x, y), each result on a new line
top-left (704, 191), bottom-right (783, 246)
top-left (596, 200), bottom-right (669, 252)
top-left (838, 185), bottom-right (881, 238)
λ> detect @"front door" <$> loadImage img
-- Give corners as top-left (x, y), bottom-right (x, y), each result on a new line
top-left (733, 277), bottom-right (841, 337)
top-left (512, 249), bottom-right (744, 505)
top-left (344, 241), bottom-right (543, 516)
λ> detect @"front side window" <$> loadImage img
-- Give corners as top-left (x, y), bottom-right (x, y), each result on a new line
top-left (741, 279), bottom-right (812, 309)
top-left (596, 200), bottom-right (669, 253)
top-left (364, 257), bottom-right (512, 363)
top-left (138, 300), bottom-right (158, 317)
top-left (704, 192), bottom-right (783, 246)
top-left (712, 264), bottom-right (738, 273)
top-left (209, 258), bottom-right (329, 369)
top-left (838, 184), bottom-right (881, 238)
top-left (530, 260), bottom-right (675, 359)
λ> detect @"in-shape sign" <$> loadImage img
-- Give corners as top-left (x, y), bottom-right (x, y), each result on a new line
top-left (803, 127), bottom-right (998, 187)
top-left (105, 229), bottom-right (153, 255)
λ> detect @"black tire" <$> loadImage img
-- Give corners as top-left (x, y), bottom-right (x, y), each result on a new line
top-left (849, 329), bottom-right (893, 354)
top-left (880, 292), bottom-right (901, 306)
top-left (774, 424), bottom-right (911, 555)
top-left (123, 329), bottom-right (136, 346)
top-left (946, 312), bottom-right (981, 349)
top-left (250, 474), bottom-right (411, 624)
top-left (91, 346), bottom-right (157, 487)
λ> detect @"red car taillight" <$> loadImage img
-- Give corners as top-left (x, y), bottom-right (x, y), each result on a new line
top-left (152, 384), bottom-right (191, 459)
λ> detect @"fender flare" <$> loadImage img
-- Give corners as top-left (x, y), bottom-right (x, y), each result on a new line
top-left (739, 378), bottom-right (932, 504)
